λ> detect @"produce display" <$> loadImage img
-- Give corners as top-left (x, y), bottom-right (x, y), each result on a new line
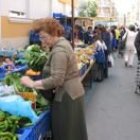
top-left (75, 45), bottom-right (96, 69)
top-left (0, 43), bottom-right (96, 139)
top-left (0, 110), bottom-right (32, 140)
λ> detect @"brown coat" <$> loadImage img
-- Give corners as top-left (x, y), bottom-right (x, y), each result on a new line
top-left (42, 37), bottom-right (85, 102)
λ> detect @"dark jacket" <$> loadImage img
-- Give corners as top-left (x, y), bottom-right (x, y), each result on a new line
top-left (29, 30), bottom-right (41, 45)
top-left (84, 31), bottom-right (94, 45)
top-left (135, 31), bottom-right (140, 60)
top-left (101, 31), bottom-right (111, 53)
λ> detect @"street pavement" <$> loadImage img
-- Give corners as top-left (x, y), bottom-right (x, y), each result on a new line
top-left (85, 54), bottom-right (140, 140)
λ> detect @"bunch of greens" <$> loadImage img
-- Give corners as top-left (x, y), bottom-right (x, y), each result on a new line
top-left (4, 73), bottom-right (32, 92)
top-left (25, 44), bottom-right (48, 71)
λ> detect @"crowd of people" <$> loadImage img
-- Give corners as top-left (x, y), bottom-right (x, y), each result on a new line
top-left (68, 23), bottom-right (140, 97)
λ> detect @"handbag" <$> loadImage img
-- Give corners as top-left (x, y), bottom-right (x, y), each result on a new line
top-left (31, 75), bottom-right (55, 102)
top-left (39, 89), bottom-right (55, 102)
top-left (94, 49), bottom-right (106, 64)
top-left (108, 54), bottom-right (114, 67)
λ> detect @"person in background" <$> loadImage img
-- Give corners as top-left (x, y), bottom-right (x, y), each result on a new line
top-left (84, 26), bottom-right (94, 45)
top-left (111, 27), bottom-right (117, 51)
top-left (123, 25), bottom-right (137, 67)
top-left (100, 26), bottom-right (111, 53)
top-left (100, 26), bottom-right (111, 78)
top-left (59, 18), bottom-right (72, 41)
top-left (64, 22), bottom-right (72, 41)
top-left (93, 33), bottom-right (107, 81)
top-left (134, 29), bottom-right (140, 94)
top-left (74, 24), bottom-right (85, 47)
top-left (93, 26), bottom-right (101, 35)
top-left (118, 26), bottom-right (126, 57)
top-left (94, 33), bottom-right (107, 52)
top-left (114, 26), bottom-right (120, 49)
top-left (29, 20), bottom-right (41, 45)
top-left (21, 18), bottom-right (88, 140)
top-left (120, 26), bottom-right (126, 38)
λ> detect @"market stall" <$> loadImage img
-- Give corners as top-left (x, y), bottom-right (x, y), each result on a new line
top-left (0, 43), bottom-right (99, 140)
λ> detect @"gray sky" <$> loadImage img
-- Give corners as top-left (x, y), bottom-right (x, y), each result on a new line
top-left (79, 0), bottom-right (137, 15)
top-left (113, 0), bottom-right (137, 15)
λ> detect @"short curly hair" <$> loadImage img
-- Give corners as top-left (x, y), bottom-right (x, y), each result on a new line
top-left (35, 18), bottom-right (64, 37)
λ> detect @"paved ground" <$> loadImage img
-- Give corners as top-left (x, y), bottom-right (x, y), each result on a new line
top-left (85, 54), bottom-right (140, 140)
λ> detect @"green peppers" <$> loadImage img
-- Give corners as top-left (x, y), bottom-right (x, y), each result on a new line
top-left (0, 132), bottom-right (17, 140)
top-left (0, 111), bottom-right (6, 122)
top-left (0, 110), bottom-right (34, 140)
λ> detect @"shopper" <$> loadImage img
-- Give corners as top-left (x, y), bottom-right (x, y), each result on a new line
top-left (29, 19), bottom-right (41, 45)
top-left (134, 30), bottom-right (140, 94)
top-left (93, 33), bottom-right (107, 81)
top-left (74, 24), bottom-right (85, 47)
top-left (84, 26), bottom-right (94, 45)
top-left (123, 25), bottom-right (137, 67)
top-left (118, 26), bottom-right (126, 57)
top-left (100, 26), bottom-right (111, 78)
top-left (114, 26), bottom-right (120, 49)
top-left (21, 18), bottom-right (88, 140)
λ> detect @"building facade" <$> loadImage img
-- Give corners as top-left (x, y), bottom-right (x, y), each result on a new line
top-left (0, 0), bottom-right (78, 49)
top-left (97, 0), bottom-right (117, 20)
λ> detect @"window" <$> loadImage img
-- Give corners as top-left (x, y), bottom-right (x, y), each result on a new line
top-left (9, 10), bottom-right (26, 18)
top-left (9, 0), bottom-right (27, 18)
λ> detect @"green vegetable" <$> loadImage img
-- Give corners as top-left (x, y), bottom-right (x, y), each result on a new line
top-left (0, 132), bottom-right (17, 140)
top-left (0, 110), bottom-right (32, 139)
top-left (4, 73), bottom-right (21, 86)
top-left (8, 115), bottom-right (20, 121)
top-left (0, 111), bottom-right (6, 122)
top-left (25, 44), bottom-right (48, 71)
top-left (0, 120), bottom-right (9, 132)
top-left (4, 73), bottom-right (32, 92)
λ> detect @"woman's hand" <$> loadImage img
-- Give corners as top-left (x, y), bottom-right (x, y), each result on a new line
top-left (20, 76), bottom-right (34, 88)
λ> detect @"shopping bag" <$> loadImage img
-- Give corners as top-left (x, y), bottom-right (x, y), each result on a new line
top-left (108, 54), bottom-right (114, 67)
top-left (94, 49), bottom-right (106, 64)
top-left (39, 89), bottom-right (55, 102)
top-left (0, 95), bottom-right (38, 123)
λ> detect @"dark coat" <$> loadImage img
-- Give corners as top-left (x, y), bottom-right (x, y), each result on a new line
top-left (101, 31), bottom-right (111, 53)
top-left (135, 31), bottom-right (140, 60)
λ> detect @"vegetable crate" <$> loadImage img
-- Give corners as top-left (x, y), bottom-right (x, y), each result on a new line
top-left (19, 109), bottom-right (51, 140)
top-left (0, 67), bottom-right (6, 81)
top-left (0, 72), bottom-right (5, 81)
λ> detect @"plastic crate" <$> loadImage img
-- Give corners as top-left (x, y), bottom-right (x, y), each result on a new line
top-left (0, 73), bottom-right (5, 81)
top-left (19, 109), bottom-right (51, 140)
top-left (0, 67), bottom-right (6, 81)
top-left (11, 65), bottom-right (28, 73)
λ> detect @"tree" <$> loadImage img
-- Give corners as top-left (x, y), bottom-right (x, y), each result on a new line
top-left (79, 0), bottom-right (97, 17)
